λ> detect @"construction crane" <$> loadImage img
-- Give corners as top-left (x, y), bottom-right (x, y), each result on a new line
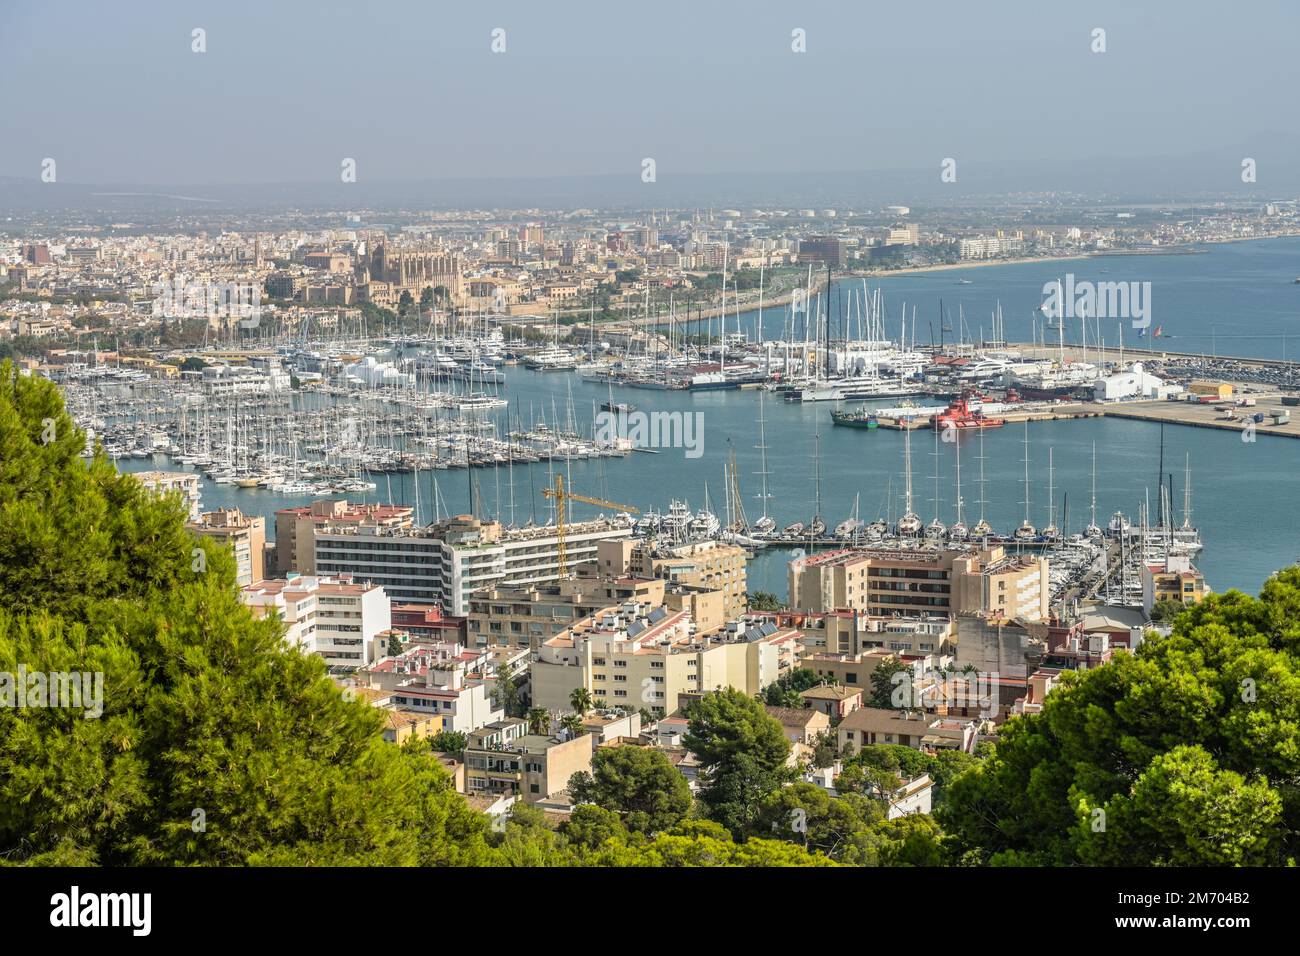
top-left (542, 474), bottom-right (639, 578)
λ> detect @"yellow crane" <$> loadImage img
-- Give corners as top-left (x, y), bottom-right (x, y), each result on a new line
top-left (542, 474), bottom-right (640, 578)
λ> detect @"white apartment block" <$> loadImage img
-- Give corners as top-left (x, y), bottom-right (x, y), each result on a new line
top-left (314, 514), bottom-right (632, 616)
top-left (354, 644), bottom-right (503, 735)
top-left (241, 574), bottom-right (391, 669)
top-left (531, 603), bottom-right (799, 718)
top-left (958, 234), bottom-right (1025, 260)
top-left (381, 662), bottom-right (503, 735)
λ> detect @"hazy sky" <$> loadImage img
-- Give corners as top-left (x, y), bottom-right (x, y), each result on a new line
top-left (1, 0), bottom-right (1296, 188)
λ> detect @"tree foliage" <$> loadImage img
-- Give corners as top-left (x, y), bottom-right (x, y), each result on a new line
top-left (940, 577), bottom-right (1300, 866)
top-left (685, 688), bottom-right (795, 836)
top-left (569, 746), bottom-right (692, 834)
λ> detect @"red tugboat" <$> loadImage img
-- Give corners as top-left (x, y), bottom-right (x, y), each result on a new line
top-left (932, 394), bottom-right (1005, 430)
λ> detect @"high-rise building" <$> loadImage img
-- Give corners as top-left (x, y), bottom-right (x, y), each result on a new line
top-left (274, 499), bottom-right (414, 576)
top-left (798, 235), bottom-right (846, 267)
top-left (312, 514), bottom-right (633, 616)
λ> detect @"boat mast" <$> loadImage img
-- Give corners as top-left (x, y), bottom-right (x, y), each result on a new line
top-left (902, 422), bottom-right (916, 525)
top-left (812, 430), bottom-right (822, 525)
top-left (755, 390), bottom-right (771, 521)
top-left (953, 434), bottom-right (964, 526)
top-left (1022, 420), bottom-right (1031, 525)
top-left (1090, 442), bottom-right (1098, 531)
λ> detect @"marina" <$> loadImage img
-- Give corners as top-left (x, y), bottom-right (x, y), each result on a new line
top-left (42, 237), bottom-right (1300, 605)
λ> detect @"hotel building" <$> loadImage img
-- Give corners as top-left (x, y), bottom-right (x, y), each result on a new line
top-left (312, 514), bottom-right (632, 616)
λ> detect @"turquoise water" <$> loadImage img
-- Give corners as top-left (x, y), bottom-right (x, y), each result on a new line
top-left (117, 238), bottom-right (1300, 600)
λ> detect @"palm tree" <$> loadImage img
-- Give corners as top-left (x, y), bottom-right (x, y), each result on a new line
top-left (569, 687), bottom-right (594, 717)
top-left (559, 714), bottom-right (584, 740)
top-left (526, 707), bottom-right (550, 736)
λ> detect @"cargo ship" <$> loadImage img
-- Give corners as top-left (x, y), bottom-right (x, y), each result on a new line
top-left (830, 408), bottom-right (879, 429)
top-left (931, 395), bottom-right (1005, 430)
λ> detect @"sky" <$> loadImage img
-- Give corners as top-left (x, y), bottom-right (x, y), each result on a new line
top-left (0, 0), bottom-right (1296, 195)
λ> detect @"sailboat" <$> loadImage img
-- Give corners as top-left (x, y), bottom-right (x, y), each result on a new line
top-left (949, 436), bottom-right (968, 540)
top-left (1041, 448), bottom-right (1060, 540)
top-left (808, 432), bottom-right (826, 536)
top-left (970, 427), bottom-right (992, 538)
top-left (1084, 443), bottom-right (1103, 538)
top-left (1167, 454), bottom-right (1203, 555)
top-left (751, 391), bottom-right (776, 535)
top-left (897, 423), bottom-right (923, 536)
top-left (834, 493), bottom-right (864, 538)
top-left (925, 427), bottom-right (946, 539)
top-left (1013, 421), bottom-right (1038, 540)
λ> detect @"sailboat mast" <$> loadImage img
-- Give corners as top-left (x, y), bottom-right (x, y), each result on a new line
top-left (755, 391), bottom-right (771, 520)
top-left (1022, 420), bottom-right (1031, 524)
top-left (1090, 442), bottom-right (1098, 530)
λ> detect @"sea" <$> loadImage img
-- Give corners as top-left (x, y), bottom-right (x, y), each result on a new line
top-left (119, 236), bottom-right (1300, 600)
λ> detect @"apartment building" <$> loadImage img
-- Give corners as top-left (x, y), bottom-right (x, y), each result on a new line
top-left (800, 683), bottom-right (863, 721)
top-left (1140, 553), bottom-right (1208, 612)
top-left (796, 610), bottom-right (954, 657)
top-left (788, 545), bottom-right (1048, 621)
top-left (798, 235), bottom-right (846, 266)
top-left (958, 233), bottom-right (1025, 260)
top-left (274, 498), bottom-right (414, 575)
top-left (364, 652), bottom-right (503, 736)
top-left (462, 719), bottom-right (595, 803)
top-left (955, 614), bottom-right (1048, 681)
top-left (465, 573), bottom-right (726, 650)
top-left (596, 538), bottom-right (747, 621)
top-left (391, 602), bottom-right (465, 644)
top-left (530, 602), bottom-right (799, 718)
top-left (136, 470), bottom-right (202, 521)
top-left (313, 514), bottom-right (632, 615)
top-left (467, 575), bottom-right (666, 649)
top-left (836, 707), bottom-right (979, 754)
top-left (241, 574), bottom-right (391, 669)
top-left (356, 640), bottom-right (491, 692)
top-left (188, 507), bottom-right (265, 586)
